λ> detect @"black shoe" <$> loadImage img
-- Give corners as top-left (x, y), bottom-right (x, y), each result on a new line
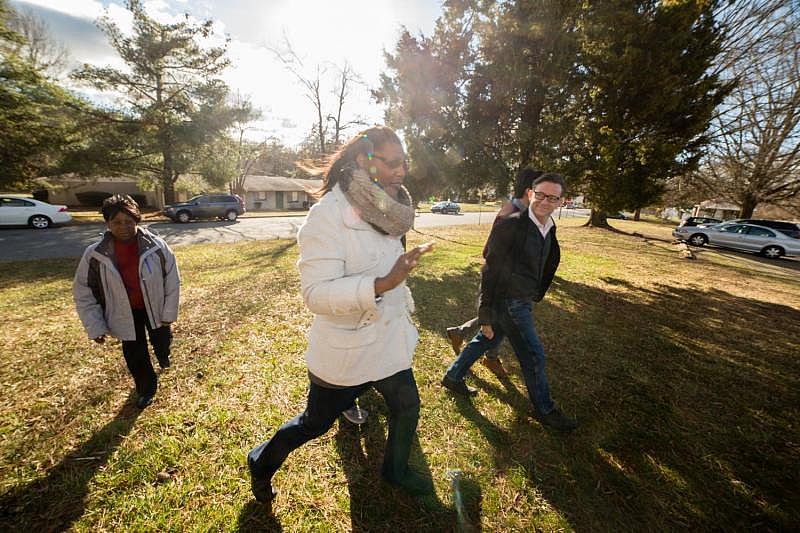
top-left (157, 356), bottom-right (171, 369)
top-left (441, 375), bottom-right (478, 397)
top-left (536, 407), bottom-right (578, 431)
top-left (136, 394), bottom-right (154, 409)
top-left (247, 456), bottom-right (277, 503)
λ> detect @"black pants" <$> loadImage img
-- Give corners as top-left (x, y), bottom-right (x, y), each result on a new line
top-left (121, 308), bottom-right (172, 397)
top-left (248, 368), bottom-right (420, 483)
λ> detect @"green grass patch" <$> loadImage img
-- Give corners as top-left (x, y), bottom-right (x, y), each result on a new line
top-left (1, 221), bottom-right (798, 531)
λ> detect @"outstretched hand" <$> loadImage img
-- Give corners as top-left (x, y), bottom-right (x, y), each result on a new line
top-left (375, 242), bottom-right (435, 295)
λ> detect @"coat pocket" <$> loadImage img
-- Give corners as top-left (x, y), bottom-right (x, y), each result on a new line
top-left (315, 321), bottom-right (378, 349)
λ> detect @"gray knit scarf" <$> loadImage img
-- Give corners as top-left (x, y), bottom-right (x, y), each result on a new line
top-left (339, 166), bottom-right (415, 237)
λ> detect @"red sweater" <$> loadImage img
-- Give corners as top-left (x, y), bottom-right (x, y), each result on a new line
top-left (115, 238), bottom-right (145, 309)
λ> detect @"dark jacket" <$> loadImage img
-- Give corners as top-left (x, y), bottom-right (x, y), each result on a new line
top-left (477, 208), bottom-right (560, 324)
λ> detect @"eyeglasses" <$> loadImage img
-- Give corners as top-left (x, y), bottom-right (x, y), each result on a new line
top-left (533, 191), bottom-right (562, 203)
top-left (370, 154), bottom-right (408, 170)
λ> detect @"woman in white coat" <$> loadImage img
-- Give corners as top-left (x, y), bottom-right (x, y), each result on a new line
top-left (247, 126), bottom-right (434, 504)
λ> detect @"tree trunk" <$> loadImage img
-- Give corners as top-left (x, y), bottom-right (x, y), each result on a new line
top-left (163, 179), bottom-right (176, 205)
top-left (231, 173), bottom-right (246, 197)
top-left (161, 145), bottom-right (176, 204)
top-left (739, 194), bottom-right (758, 218)
top-left (633, 207), bottom-right (641, 221)
top-left (584, 209), bottom-right (611, 228)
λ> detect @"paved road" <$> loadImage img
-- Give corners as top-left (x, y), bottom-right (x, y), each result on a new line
top-left (3, 210), bottom-right (584, 262)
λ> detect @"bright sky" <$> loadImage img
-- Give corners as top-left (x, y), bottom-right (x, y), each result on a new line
top-left (10, 0), bottom-right (443, 146)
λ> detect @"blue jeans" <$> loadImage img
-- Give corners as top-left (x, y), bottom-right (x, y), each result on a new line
top-left (445, 298), bottom-right (555, 416)
top-left (248, 368), bottom-right (420, 482)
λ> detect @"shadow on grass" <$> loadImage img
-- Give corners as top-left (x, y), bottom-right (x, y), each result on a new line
top-left (0, 256), bottom-right (76, 289)
top-left (236, 501), bottom-right (282, 532)
top-left (333, 389), bottom-right (456, 532)
top-left (410, 269), bottom-right (800, 530)
top-left (0, 392), bottom-right (142, 531)
top-left (449, 470), bottom-right (483, 532)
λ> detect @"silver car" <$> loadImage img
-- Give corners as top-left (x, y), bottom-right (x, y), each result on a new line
top-left (673, 222), bottom-right (800, 259)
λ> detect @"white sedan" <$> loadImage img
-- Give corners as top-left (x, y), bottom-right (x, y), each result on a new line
top-left (0, 196), bottom-right (72, 229)
top-left (673, 222), bottom-right (800, 259)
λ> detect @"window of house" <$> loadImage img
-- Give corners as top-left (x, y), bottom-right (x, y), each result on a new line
top-left (258, 191), bottom-right (267, 200)
top-left (291, 191), bottom-right (299, 202)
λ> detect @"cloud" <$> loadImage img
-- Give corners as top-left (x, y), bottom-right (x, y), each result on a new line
top-left (10, 1), bottom-right (116, 67)
top-left (10, 0), bottom-right (444, 147)
top-left (13, 0), bottom-right (106, 20)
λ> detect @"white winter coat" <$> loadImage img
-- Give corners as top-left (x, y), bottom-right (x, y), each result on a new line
top-left (298, 184), bottom-right (418, 386)
top-left (73, 228), bottom-right (180, 341)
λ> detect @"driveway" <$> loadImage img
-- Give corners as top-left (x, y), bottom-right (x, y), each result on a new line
top-left (0, 211), bottom-right (511, 262)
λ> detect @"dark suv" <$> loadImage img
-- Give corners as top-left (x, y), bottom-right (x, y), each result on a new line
top-left (724, 219), bottom-right (800, 239)
top-left (163, 194), bottom-right (245, 223)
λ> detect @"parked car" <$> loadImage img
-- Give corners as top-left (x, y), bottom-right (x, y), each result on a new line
top-left (673, 222), bottom-right (800, 259)
top-left (607, 212), bottom-right (629, 220)
top-left (0, 196), bottom-right (72, 229)
top-left (163, 194), bottom-right (245, 223)
top-left (431, 201), bottom-right (460, 214)
top-left (716, 218), bottom-right (800, 239)
top-left (679, 216), bottom-right (722, 227)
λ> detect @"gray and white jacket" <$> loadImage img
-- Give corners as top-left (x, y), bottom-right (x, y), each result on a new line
top-left (73, 227), bottom-right (180, 341)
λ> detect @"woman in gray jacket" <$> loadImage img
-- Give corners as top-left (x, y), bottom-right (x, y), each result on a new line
top-left (73, 194), bottom-right (180, 409)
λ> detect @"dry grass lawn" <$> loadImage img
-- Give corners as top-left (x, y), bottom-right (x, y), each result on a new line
top-left (1, 218), bottom-right (798, 531)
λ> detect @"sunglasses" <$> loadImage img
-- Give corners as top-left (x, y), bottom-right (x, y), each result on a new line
top-left (369, 154), bottom-right (409, 171)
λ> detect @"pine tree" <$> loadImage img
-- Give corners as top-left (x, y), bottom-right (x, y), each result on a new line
top-left (567, 0), bottom-right (730, 226)
top-left (72, 0), bottom-right (250, 203)
top-left (0, 0), bottom-right (80, 188)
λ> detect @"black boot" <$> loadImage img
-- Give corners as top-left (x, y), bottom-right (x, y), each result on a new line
top-left (380, 409), bottom-right (434, 496)
top-left (536, 407), bottom-right (578, 431)
top-left (247, 454), bottom-right (277, 503)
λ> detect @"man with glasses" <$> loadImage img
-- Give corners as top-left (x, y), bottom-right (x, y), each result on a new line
top-left (441, 173), bottom-right (578, 431)
top-left (444, 168), bottom-right (543, 378)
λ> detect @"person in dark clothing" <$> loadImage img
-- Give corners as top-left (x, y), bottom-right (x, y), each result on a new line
top-left (73, 194), bottom-right (180, 409)
top-left (444, 168), bottom-right (543, 378)
top-left (441, 173), bottom-right (577, 431)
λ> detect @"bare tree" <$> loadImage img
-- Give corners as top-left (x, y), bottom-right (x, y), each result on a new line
top-left (7, 6), bottom-right (68, 77)
top-left (271, 35), bottom-right (364, 155)
top-left (697, 7), bottom-right (800, 217)
top-left (711, 0), bottom-right (790, 79)
top-left (271, 35), bottom-right (328, 154)
top-left (327, 61), bottom-right (365, 149)
top-left (229, 133), bottom-right (277, 196)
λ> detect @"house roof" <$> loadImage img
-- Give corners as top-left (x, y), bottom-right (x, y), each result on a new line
top-left (243, 175), bottom-right (322, 193)
top-left (290, 178), bottom-right (323, 194)
top-left (34, 175), bottom-right (140, 186)
top-left (697, 199), bottom-right (740, 210)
